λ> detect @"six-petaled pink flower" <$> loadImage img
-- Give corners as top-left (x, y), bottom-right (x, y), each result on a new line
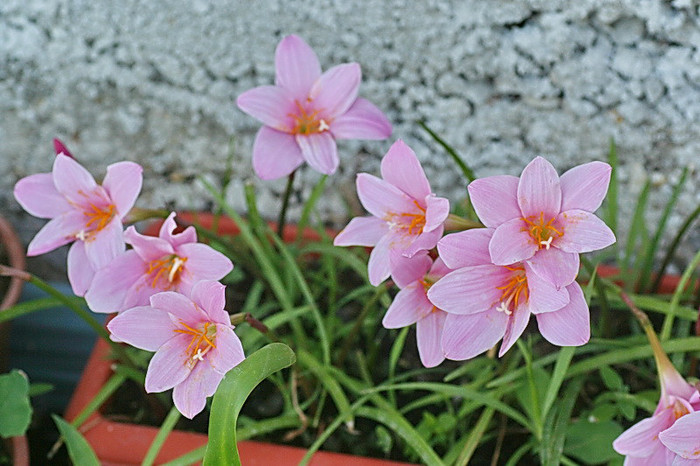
top-left (614, 323), bottom-right (700, 465)
top-left (334, 140), bottom-right (450, 286)
top-left (13, 153), bottom-right (142, 296)
top-left (427, 228), bottom-right (590, 360)
top-left (85, 212), bottom-right (233, 313)
top-left (383, 254), bottom-right (450, 368)
top-left (107, 280), bottom-right (245, 419)
top-left (237, 34), bottom-right (392, 179)
top-left (468, 157), bottom-right (616, 288)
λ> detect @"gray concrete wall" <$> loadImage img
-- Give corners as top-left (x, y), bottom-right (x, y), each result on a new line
top-left (1, 0), bottom-right (699, 267)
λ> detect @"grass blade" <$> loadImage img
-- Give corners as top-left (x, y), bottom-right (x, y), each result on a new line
top-left (52, 415), bottom-right (99, 466)
top-left (203, 343), bottom-right (296, 466)
top-left (142, 406), bottom-right (181, 466)
top-left (418, 121), bottom-right (476, 182)
top-left (541, 346), bottom-right (576, 423)
top-left (604, 138), bottom-right (619, 241)
top-left (455, 407), bottom-right (495, 466)
top-left (651, 202), bottom-right (700, 293)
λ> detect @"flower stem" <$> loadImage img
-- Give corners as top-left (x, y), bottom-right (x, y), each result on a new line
top-left (277, 170), bottom-right (297, 238)
top-left (444, 214), bottom-right (483, 232)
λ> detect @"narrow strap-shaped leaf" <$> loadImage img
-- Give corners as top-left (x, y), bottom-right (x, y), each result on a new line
top-left (539, 377), bottom-right (584, 466)
top-left (71, 373), bottom-right (126, 428)
top-left (203, 343), bottom-right (296, 466)
top-left (455, 406), bottom-right (495, 466)
top-left (297, 350), bottom-right (354, 429)
top-left (541, 346), bottom-right (576, 422)
top-left (418, 120), bottom-right (476, 182)
top-left (52, 415), bottom-right (99, 466)
top-left (0, 297), bottom-right (63, 324)
top-left (651, 202), bottom-right (700, 293)
top-left (660, 248), bottom-right (700, 340)
top-left (142, 406), bottom-right (181, 466)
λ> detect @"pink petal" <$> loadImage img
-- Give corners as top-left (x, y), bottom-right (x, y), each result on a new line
top-left (331, 97), bottom-right (392, 140)
top-left (442, 311), bottom-right (508, 361)
top-left (208, 325), bottom-right (245, 374)
top-left (560, 161), bottom-right (611, 213)
top-left (404, 226), bottom-right (443, 258)
top-left (356, 173), bottom-right (417, 220)
top-left (107, 306), bottom-right (178, 351)
top-left (53, 138), bottom-right (74, 158)
top-left (84, 250), bottom-right (145, 313)
top-left (67, 241), bottom-right (94, 297)
top-left (172, 362), bottom-right (224, 419)
top-left (367, 233), bottom-right (392, 286)
top-left (83, 219), bottom-right (125, 270)
top-left (333, 216), bottom-right (389, 247)
top-left (122, 276), bottom-right (158, 310)
top-left (499, 306), bottom-right (531, 356)
top-left (145, 334), bottom-right (193, 392)
top-left (26, 210), bottom-right (84, 256)
top-left (416, 311), bottom-right (447, 368)
top-left (296, 132), bottom-right (338, 175)
top-left (536, 282), bottom-right (590, 346)
top-left (190, 280), bottom-right (229, 325)
top-left (427, 265), bottom-right (507, 315)
top-left (379, 140), bottom-right (431, 201)
top-left (150, 291), bottom-right (204, 326)
top-left (517, 156), bottom-right (562, 220)
top-left (124, 226), bottom-right (174, 262)
top-left (159, 213), bottom-right (197, 247)
top-left (176, 243), bottom-right (233, 282)
top-left (437, 229), bottom-right (493, 269)
top-left (525, 264), bottom-right (570, 314)
top-left (52, 155), bottom-right (98, 204)
top-left (252, 126), bottom-right (304, 180)
top-left (310, 63), bottom-right (361, 120)
top-left (14, 173), bottom-right (71, 218)
top-left (391, 252), bottom-right (432, 288)
top-left (613, 408), bottom-right (675, 457)
top-left (672, 456), bottom-right (700, 466)
top-left (467, 175), bottom-right (521, 228)
top-left (103, 161), bottom-right (143, 218)
top-left (429, 257), bottom-right (452, 278)
top-left (526, 248), bottom-right (579, 289)
top-left (556, 210), bottom-right (616, 253)
top-left (274, 35), bottom-right (321, 100)
top-left (382, 283), bottom-right (433, 328)
top-left (236, 86), bottom-right (296, 131)
top-left (659, 412), bottom-right (700, 459)
top-left (424, 195), bottom-right (450, 233)
top-left (489, 217), bottom-right (538, 265)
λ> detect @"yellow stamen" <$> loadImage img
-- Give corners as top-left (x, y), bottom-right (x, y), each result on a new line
top-left (522, 212), bottom-right (563, 249)
top-left (145, 255), bottom-right (188, 289)
top-left (495, 266), bottom-right (529, 314)
top-left (288, 100), bottom-right (330, 135)
top-left (174, 321), bottom-right (217, 366)
top-left (76, 202), bottom-right (116, 241)
top-left (386, 200), bottom-right (427, 236)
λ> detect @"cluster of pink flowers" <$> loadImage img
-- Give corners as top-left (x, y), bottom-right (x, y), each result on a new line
top-left (335, 142), bottom-right (616, 367)
top-left (14, 142), bottom-right (242, 419)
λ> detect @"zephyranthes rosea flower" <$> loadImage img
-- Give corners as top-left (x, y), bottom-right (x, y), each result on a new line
top-left (107, 280), bottom-right (245, 419)
top-left (334, 139), bottom-right (450, 286)
top-left (237, 34), bottom-right (392, 179)
top-left (13, 152), bottom-right (142, 296)
top-left (427, 228), bottom-right (589, 360)
top-left (468, 157), bottom-right (616, 288)
top-left (382, 254), bottom-right (450, 368)
top-left (613, 305), bottom-right (700, 464)
top-left (85, 212), bottom-right (233, 313)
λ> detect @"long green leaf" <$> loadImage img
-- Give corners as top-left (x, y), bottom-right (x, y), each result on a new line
top-left (142, 406), bottom-right (181, 466)
top-left (455, 407), bottom-right (495, 465)
top-left (660, 248), bottom-right (700, 340)
top-left (623, 180), bottom-right (650, 279)
top-left (541, 346), bottom-right (576, 423)
top-left (296, 175), bottom-right (328, 243)
top-left (203, 343), bottom-right (296, 466)
top-left (0, 297), bottom-right (63, 324)
top-left (52, 415), bottom-right (99, 466)
top-left (540, 377), bottom-right (584, 466)
top-left (297, 350), bottom-right (354, 429)
top-left (652, 202), bottom-right (700, 293)
top-left (71, 373), bottom-right (126, 428)
top-left (418, 121), bottom-right (476, 181)
top-left (604, 138), bottom-right (619, 240)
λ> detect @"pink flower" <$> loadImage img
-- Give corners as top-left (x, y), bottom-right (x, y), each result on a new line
top-left (236, 34), bottom-right (392, 179)
top-left (613, 322), bottom-right (700, 465)
top-left (53, 138), bottom-right (74, 159)
top-left (467, 157), bottom-right (616, 288)
top-left (85, 212), bottom-right (233, 313)
top-left (13, 153), bottom-right (142, 296)
top-left (334, 140), bottom-right (450, 286)
top-left (107, 281), bottom-right (245, 419)
top-left (426, 228), bottom-right (590, 360)
top-left (382, 254), bottom-right (450, 368)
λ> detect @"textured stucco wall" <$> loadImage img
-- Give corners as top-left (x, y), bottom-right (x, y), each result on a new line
top-left (1, 0), bottom-right (699, 268)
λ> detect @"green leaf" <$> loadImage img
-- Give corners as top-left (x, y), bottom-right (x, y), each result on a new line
top-left (0, 370), bottom-right (32, 438)
top-left (542, 346), bottom-right (576, 422)
top-left (564, 419), bottom-right (623, 464)
top-left (52, 415), bottom-right (99, 465)
top-left (599, 366), bottom-right (623, 391)
top-left (418, 121), bottom-right (476, 182)
top-left (203, 343), bottom-right (296, 466)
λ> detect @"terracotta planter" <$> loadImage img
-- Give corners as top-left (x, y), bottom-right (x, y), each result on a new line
top-left (0, 215), bottom-right (26, 373)
top-left (65, 338), bottom-right (413, 465)
top-left (595, 264), bottom-right (691, 294)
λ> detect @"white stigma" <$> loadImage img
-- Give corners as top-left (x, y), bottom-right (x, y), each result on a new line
top-left (496, 302), bottom-right (513, 316)
top-left (168, 257), bottom-right (185, 282)
top-left (540, 236), bottom-right (553, 250)
top-left (318, 119), bottom-right (330, 131)
top-left (192, 349), bottom-right (205, 361)
top-left (75, 230), bottom-right (87, 241)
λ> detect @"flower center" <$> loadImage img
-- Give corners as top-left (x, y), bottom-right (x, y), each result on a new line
top-left (495, 266), bottom-right (529, 315)
top-left (386, 200), bottom-right (427, 235)
top-left (174, 321), bottom-right (217, 367)
top-left (145, 255), bottom-right (187, 289)
top-left (289, 100), bottom-right (329, 135)
top-left (76, 203), bottom-right (116, 241)
top-left (522, 212), bottom-right (563, 250)
top-left (672, 398), bottom-right (691, 420)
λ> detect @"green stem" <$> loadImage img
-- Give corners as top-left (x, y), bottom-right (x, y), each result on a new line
top-left (336, 285), bottom-right (386, 366)
top-left (444, 214), bottom-right (483, 231)
top-left (277, 170), bottom-right (297, 238)
top-left (142, 406), bottom-right (181, 466)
